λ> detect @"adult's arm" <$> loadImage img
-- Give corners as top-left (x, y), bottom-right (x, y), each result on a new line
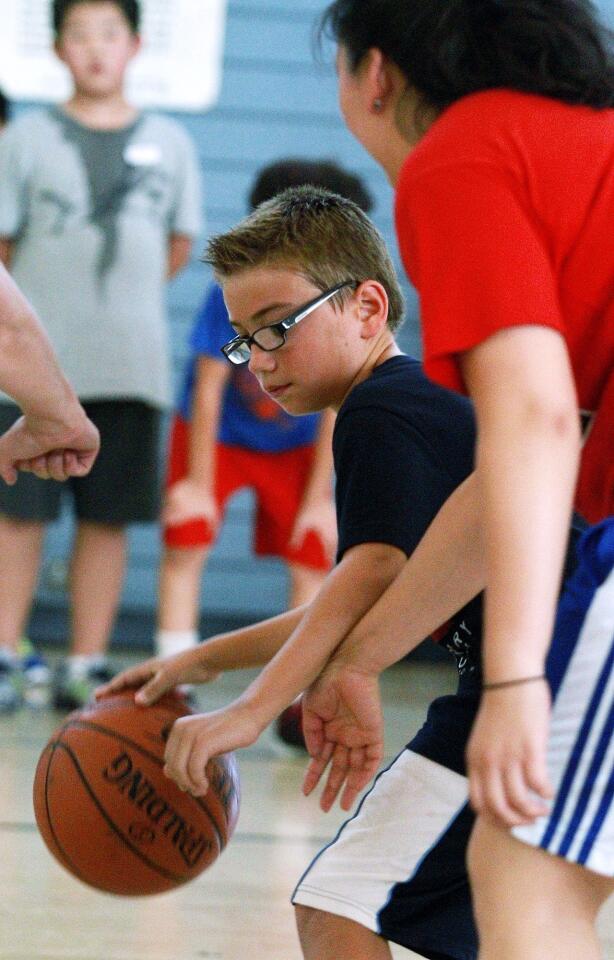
top-left (0, 263), bottom-right (99, 483)
top-left (461, 325), bottom-right (580, 826)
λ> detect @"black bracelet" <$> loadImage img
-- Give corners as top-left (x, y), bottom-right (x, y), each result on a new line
top-left (482, 674), bottom-right (546, 692)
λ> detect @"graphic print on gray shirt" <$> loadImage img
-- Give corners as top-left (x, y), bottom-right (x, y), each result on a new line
top-left (0, 108), bottom-right (203, 407)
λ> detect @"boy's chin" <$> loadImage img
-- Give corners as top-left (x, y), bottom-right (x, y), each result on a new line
top-left (279, 398), bottom-right (321, 417)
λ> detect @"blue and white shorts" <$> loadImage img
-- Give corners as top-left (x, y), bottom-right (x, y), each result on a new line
top-left (292, 521), bottom-right (613, 957)
top-left (513, 518), bottom-right (614, 875)
top-left (292, 681), bottom-right (480, 960)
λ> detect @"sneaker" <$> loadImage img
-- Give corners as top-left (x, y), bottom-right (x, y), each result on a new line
top-left (0, 651), bottom-right (22, 714)
top-left (275, 699), bottom-right (307, 751)
top-left (18, 638), bottom-right (51, 709)
top-left (52, 658), bottom-right (115, 712)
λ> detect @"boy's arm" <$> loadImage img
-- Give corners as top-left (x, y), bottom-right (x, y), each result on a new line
top-left (159, 541), bottom-right (407, 796)
top-left (331, 472), bottom-right (484, 673)
top-left (0, 238), bottom-right (13, 267)
top-left (163, 355), bottom-right (229, 529)
top-left (98, 602), bottom-right (310, 704)
top-left (167, 233), bottom-right (193, 278)
top-left (290, 408), bottom-right (337, 561)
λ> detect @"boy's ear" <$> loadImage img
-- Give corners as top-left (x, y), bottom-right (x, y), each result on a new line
top-left (356, 281), bottom-right (389, 339)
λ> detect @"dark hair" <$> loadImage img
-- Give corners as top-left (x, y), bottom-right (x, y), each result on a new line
top-left (53, 0), bottom-right (140, 36)
top-left (249, 158), bottom-right (373, 213)
top-left (320, 0), bottom-right (614, 113)
top-left (0, 89), bottom-right (9, 127)
top-left (206, 186), bottom-right (405, 333)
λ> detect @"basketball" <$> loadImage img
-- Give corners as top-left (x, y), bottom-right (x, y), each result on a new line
top-left (32, 691), bottom-right (240, 896)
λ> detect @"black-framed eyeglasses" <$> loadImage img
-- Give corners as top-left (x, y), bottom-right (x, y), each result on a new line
top-left (220, 281), bottom-right (355, 366)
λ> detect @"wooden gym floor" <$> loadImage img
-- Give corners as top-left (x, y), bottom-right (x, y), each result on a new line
top-left (1, 656), bottom-right (613, 960)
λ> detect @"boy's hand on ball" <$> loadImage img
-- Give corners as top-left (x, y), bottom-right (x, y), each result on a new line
top-left (164, 702), bottom-right (261, 796)
top-left (95, 649), bottom-right (221, 705)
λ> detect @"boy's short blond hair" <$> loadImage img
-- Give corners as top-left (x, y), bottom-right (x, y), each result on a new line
top-left (205, 186), bottom-right (405, 332)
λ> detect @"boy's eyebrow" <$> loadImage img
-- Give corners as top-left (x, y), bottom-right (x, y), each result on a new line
top-left (230, 300), bottom-right (294, 332)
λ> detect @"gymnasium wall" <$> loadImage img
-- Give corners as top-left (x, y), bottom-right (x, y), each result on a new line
top-left (31, 0), bottom-right (419, 645)
top-left (26, 0), bottom-right (614, 645)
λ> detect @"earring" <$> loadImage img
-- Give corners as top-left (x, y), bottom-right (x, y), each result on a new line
top-left (372, 98), bottom-right (383, 112)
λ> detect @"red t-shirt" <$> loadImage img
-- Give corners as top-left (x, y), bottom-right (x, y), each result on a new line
top-left (395, 90), bottom-right (614, 522)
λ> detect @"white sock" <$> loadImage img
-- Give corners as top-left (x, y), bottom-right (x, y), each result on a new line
top-left (154, 629), bottom-right (199, 659)
top-left (66, 654), bottom-right (106, 677)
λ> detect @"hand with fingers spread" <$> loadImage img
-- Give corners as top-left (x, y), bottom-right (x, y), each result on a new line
top-left (302, 665), bottom-right (384, 812)
top-left (95, 647), bottom-right (221, 706)
top-left (164, 701), bottom-right (263, 796)
top-left (466, 679), bottom-right (554, 827)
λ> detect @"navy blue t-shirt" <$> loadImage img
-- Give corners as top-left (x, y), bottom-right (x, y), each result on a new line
top-left (334, 354), bottom-right (476, 563)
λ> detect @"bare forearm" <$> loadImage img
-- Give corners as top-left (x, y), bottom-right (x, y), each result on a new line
top-left (476, 410), bottom-right (579, 682)
top-left (0, 265), bottom-right (86, 433)
top-left (302, 408), bottom-right (335, 504)
top-left (167, 234), bottom-right (192, 278)
top-left (462, 327), bottom-right (581, 682)
top-left (334, 473), bottom-right (484, 673)
top-left (184, 356), bottom-right (230, 488)
top-left (239, 543), bottom-right (406, 727)
top-left (201, 604), bottom-right (308, 671)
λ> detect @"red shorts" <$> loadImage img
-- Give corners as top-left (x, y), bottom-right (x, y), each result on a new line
top-left (163, 416), bottom-right (331, 571)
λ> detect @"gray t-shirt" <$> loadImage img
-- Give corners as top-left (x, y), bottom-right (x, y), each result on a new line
top-left (0, 108), bottom-right (203, 408)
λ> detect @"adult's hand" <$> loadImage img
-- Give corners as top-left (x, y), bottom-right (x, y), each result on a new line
top-left (0, 411), bottom-right (100, 484)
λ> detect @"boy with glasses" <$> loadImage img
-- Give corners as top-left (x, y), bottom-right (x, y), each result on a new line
top-left (100, 186), bottom-right (583, 960)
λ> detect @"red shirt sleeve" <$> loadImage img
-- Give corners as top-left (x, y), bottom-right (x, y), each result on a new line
top-left (396, 159), bottom-right (567, 393)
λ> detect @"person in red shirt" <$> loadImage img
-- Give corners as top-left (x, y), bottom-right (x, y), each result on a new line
top-left (293, 1), bottom-right (613, 958)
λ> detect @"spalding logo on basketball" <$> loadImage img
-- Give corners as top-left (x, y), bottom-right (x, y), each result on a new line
top-left (32, 691), bottom-right (240, 896)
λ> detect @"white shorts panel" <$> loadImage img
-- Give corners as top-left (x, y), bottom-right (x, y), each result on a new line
top-left (293, 750), bottom-right (468, 931)
top-left (513, 566), bottom-right (614, 876)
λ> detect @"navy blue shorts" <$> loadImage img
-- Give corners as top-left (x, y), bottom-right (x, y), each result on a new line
top-left (293, 673), bottom-right (480, 960)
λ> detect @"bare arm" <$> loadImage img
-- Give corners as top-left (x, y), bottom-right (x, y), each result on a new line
top-left (291, 407), bottom-right (337, 561)
top-left (462, 326), bottom-right (580, 826)
top-left (98, 602), bottom-right (310, 703)
top-left (167, 233), bottom-right (193, 279)
top-left (163, 354), bottom-right (229, 528)
top-left (462, 326), bottom-right (579, 682)
top-left (189, 356), bottom-right (229, 489)
top-left (0, 262), bottom-right (99, 482)
top-left (332, 471), bottom-right (484, 672)
top-left (0, 238), bottom-right (13, 268)
top-left (159, 541), bottom-right (408, 796)
top-left (233, 541), bottom-right (407, 729)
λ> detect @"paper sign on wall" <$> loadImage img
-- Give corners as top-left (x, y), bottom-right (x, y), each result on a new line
top-left (0, 0), bottom-right (227, 111)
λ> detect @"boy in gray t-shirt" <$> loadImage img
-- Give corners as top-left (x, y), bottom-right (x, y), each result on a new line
top-left (0, 0), bottom-right (202, 713)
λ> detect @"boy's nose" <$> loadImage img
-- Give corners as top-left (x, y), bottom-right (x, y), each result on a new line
top-left (248, 344), bottom-right (276, 374)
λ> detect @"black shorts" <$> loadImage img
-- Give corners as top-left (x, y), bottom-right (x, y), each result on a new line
top-left (0, 400), bottom-right (162, 525)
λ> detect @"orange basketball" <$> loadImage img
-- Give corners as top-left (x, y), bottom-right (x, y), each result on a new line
top-left (32, 691), bottom-right (240, 896)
